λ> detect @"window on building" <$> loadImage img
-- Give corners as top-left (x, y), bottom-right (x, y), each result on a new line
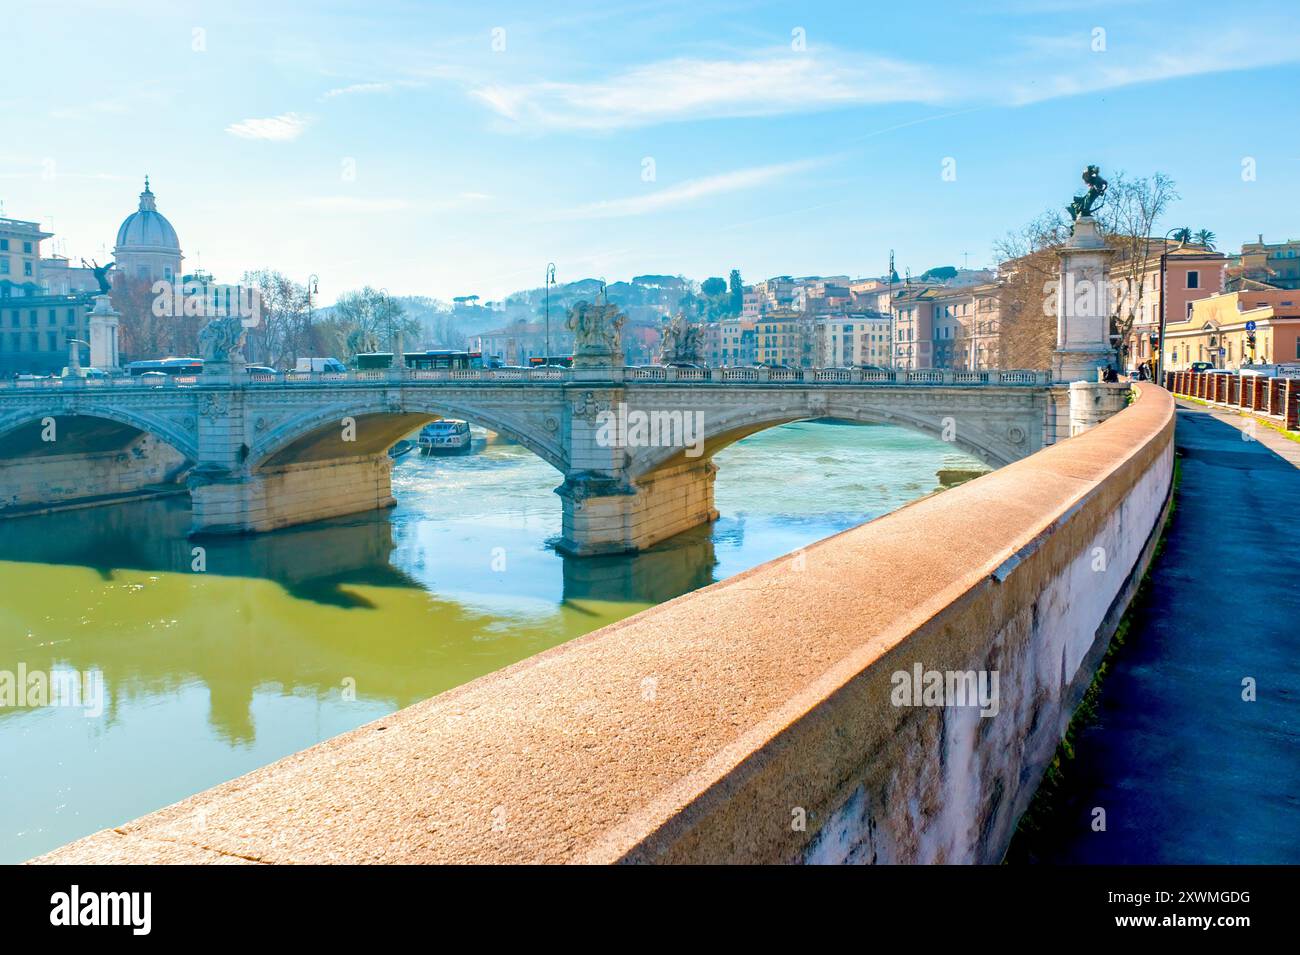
top-left (23, 262), bottom-right (32, 276)
top-left (0, 239), bottom-right (8, 251)
top-left (1187, 271), bottom-right (1199, 289)
top-left (46, 331), bottom-right (58, 351)
top-left (0, 259), bottom-right (8, 274)
top-left (23, 242), bottom-right (33, 254)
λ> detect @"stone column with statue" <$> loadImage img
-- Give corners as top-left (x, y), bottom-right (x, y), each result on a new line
top-left (1052, 165), bottom-right (1129, 437)
top-left (1053, 165), bottom-right (1117, 384)
top-left (87, 295), bottom-right (121, 373)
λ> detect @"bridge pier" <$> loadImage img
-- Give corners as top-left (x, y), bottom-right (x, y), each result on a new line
top-left (556, 459), bottom-right (718, 556)
top-left (190, 454), bottom-right (395, 535)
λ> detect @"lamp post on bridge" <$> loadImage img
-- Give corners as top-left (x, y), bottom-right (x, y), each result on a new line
top-left (1155, 227), bottom-right (1185, 384)
top-left (545, 262), bottom-right (556, 365)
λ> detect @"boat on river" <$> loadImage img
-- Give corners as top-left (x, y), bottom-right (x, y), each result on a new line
top-left (418, 420), bottom-right (472, 455)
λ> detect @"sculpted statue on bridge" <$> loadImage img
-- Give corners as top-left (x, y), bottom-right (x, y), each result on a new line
top-left (81, 259), bottom-right (115, 294)
top-left (1067, 164), bottom-right (1109, 221)
top-left (566, 300), bottom-right (625, 361)
top-left (658, 312), bottom-right (702, 365)
top-left (198, 314), bottom-right (248, 364)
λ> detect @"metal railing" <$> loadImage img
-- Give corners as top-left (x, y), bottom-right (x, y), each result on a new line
top-left (0, 366), bottom-right (1052, 391)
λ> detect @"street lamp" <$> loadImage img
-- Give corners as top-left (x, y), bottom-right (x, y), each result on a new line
top-left (307, 274), bottom-right (319, 320)
top-left (305, 275), bottom-right (319, 362)
top-left (545, 263), bottom-right (556, 364)
top-left (1156, 227), bottom-right (1185, 383)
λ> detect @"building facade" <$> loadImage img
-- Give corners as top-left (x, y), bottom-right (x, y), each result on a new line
top-left (1111, 243), bottom-right (1225, 373)
top-left (1235, 235), bottom-right (1300, 290)
top-left (0, 218), bottom-right (98, 375)
top-left (1163, 289), bottom-right (1300, 370)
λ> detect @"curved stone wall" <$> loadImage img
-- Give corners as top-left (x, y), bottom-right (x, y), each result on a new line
top-left (32, 384), bottom-right (1175, 865)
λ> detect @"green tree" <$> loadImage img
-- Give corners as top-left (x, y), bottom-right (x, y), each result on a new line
top-left (728, 269), bottom-right (744, 315)
top-left (1193, 229), bottom-right (1217, 250)
top-left (701, 276), bottom-right (727, 297)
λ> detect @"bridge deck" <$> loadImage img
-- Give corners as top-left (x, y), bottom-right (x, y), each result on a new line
top-left (0, 366), bottom-right (1051, 392)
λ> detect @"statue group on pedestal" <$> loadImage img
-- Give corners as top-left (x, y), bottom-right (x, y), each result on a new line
top-left (657, 313), bottom-right (703, 365)
top-left (198, 314), bottom-right (248, 364)
top-left (566, 300), bottom-right (625, 358)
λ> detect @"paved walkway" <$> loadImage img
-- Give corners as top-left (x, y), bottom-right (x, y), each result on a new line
top-left (1020, 401), bottom-right (1300, 863)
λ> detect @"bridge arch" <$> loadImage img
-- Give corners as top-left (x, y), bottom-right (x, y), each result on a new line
top-left (621, 397), bottom-right (1023, 483)
top-left (249, 395), bottom-right (568, 474)
top-left (0, 405), bottom-right (198, 463)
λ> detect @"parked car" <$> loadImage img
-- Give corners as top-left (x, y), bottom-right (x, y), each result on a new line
top-left (1189, 361), bottom-right (1214, 372)
top-left (245, 365), bottom-right (278, 375)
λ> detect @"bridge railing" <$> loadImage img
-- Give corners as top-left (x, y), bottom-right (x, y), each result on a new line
top-left (0, 367), bottom-right (1052, 390)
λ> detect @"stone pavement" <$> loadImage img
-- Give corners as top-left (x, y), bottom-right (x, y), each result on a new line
top-left (1017, 400), bottom-right (1300, 863)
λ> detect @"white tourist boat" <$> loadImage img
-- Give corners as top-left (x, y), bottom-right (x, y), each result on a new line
top-left (418, 419), bottom-right (472, 455)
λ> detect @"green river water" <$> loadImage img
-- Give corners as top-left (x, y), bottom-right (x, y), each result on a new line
top-left (0, 420), bottom-right (985, 862)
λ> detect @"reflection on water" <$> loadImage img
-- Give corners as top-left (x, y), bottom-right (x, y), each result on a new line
top-left (0, 419), bottom-right (984, 862)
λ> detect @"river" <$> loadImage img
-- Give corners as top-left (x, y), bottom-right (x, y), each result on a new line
top-left (0, 419), bottom-right (985, 862)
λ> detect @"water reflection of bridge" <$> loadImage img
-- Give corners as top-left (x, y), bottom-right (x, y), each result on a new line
top-left (0, 495), bottom-right (718, 743)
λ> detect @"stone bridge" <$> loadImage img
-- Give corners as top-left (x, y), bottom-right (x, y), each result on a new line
top-left (0, 365), bottom-right (1067, 555)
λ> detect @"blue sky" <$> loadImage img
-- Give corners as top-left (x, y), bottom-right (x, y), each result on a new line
top-left (3, 0), bottom-right (1298, 303)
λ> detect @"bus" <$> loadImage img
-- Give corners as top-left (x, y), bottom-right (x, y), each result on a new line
top-left (528, 355), bottom-right (574, 368)
top-left (352, 350), bottom-right (485, 371)
top-left (125, 357), bottom-right (204, 377)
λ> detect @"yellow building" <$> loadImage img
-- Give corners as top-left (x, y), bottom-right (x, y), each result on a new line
top-left (1163, 289), bottom-right (1300, 370)
top-left (754, 309), bottom-right (808, 366)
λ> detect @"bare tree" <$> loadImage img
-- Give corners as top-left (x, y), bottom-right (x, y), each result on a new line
top-left (1098, 171), bottom-right (1179, 362)
top-left (993, 210), bottom-right (1070, 369)
top-left (242, 270), bottom-right (311, 368)
top-left (333, 287), bottom-right (419, 354)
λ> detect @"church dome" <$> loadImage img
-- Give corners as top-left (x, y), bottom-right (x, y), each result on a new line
top-left (114, 177), bottom-right (180, 251)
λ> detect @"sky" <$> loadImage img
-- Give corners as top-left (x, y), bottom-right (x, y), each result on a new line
top-left (3, 0), bottom-right (1299, 305)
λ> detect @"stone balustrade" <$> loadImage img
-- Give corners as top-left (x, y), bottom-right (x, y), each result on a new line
top-left (0, 366), bottom-right (1053, 391)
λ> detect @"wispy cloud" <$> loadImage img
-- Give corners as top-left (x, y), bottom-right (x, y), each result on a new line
top-left (1005, 25), bottom-right (1300, 104)
top-left (558, 159), bottom-right (826, 219)
top-left (470, 30), bottom-right (1300, 132)
top-left (320, 80), bottom-right (425, 100)
top-left (225, 112), bottom-right (311, 142)
top-left (472, 52), bottom-right (948, 131)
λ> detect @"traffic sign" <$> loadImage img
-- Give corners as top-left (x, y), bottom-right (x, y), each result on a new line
top-left (1245, 320), bottom-right (1257, 331)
